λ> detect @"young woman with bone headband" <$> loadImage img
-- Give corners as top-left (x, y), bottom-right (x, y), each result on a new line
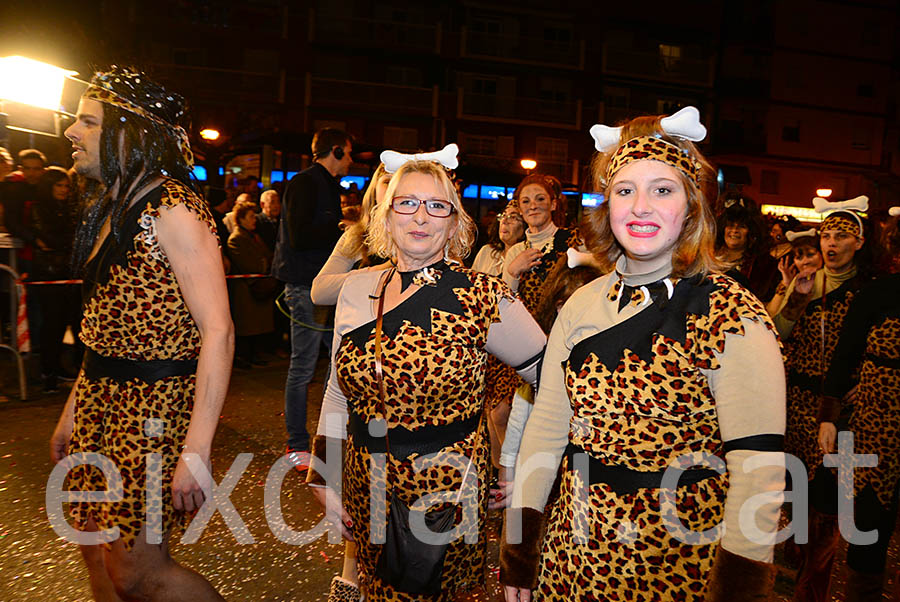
top-left (771, 195), bottom-right (875, 602)
top-left (306, 153), bottom-right (546, 602)
top-left (815, 206), bottom-right (900, 602)
top-left (499, 106), bottom-right (785, 602)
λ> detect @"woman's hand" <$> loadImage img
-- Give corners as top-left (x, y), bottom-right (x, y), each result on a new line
top-left (172, 451), bottom-right (213, 513)
top-left (507, 249), bottom-right (543, 280)
top-left (310, 485), bottom-right (355, 541)
top-left (49, 411), bottom-right (74, 464)
top-left (489, 480), bottom-right (514, 510)
top-left (504, 586), bottom-right (532, 602)
top-left (777, 255), bottom-right (797, 288)
top-left (819, 422), bottom-right (837, 454)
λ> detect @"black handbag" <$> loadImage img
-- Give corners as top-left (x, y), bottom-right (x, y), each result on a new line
top-left (371, 269), bottom-right (484, 595)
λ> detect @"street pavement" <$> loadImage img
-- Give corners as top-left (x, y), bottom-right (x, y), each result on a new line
top-left (0, 354), bottom-right (896, 600)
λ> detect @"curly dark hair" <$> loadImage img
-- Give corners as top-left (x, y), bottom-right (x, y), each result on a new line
top-left (715, 196), bottom-right (767, 257)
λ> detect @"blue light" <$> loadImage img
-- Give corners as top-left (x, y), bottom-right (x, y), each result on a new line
top-left (192, 165), bottom-right (207, 181)
top-left (270, 171), bottom-right (284, 183)
top-left (340, 175), bottom-right (368, 190)
top-left (480, 185), bottom-right (508, 200)
top-left (218, 167), bottom-right (225, 176)
top-left (462, 184), bottom-right (478, 199)
top-left (581, 193), bottom-right (605, 208)
top-left (286, 171), bottom-right (298, 180)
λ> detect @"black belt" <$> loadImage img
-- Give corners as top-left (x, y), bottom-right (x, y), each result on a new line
top-left (348, 411), bottom-right (480, 461)
top-left (864, 353), bottom-right (900, 370)
top-left (82, 349), bottom-right (198, 384)
top-left (564, 442), bottom-right (721, 495)
top-left (786, 368), bottom-right (822, 393)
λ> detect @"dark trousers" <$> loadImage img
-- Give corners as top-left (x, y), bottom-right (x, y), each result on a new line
top-left (34, 283), bottom-right (81, 376)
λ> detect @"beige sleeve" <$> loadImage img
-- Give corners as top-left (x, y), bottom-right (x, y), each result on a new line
top-left (470, 245), bottom-right (498, 275)
top-left (501, 242), bottom-right (527, 291)
top-left (310, 231), bottom-right (360, 306)
top-left (510, 301), bottom-right (574, 512)
top-left (485, 297), bottom-right (547, 386)
top-left (705, 318), bottom-right (786, 562)
top-left (771, 277), bottom-right (798, 338)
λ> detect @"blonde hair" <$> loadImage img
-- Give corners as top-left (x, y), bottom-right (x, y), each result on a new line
top-left (366, 160), bottom-right (476, 261)
top-left (343, 163), bottom-right (389, 263)
top-left (583, 115), bottom-right (724, 278)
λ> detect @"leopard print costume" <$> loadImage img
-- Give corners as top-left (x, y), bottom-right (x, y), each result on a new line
top-left (334, 265), bottom-right (515, 601)
top-left (517, 227), bottom-right (582, 316)
top-left (782, 278), bottom-right (858, 473)
top-left (536, 272), bottom-right (777, 601)
top-left (823, 274), bottom-right (900, 507)
top-left (67, 178), bottom-right (217, 551)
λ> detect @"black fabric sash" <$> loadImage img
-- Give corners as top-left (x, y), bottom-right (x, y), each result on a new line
top-left (348, 411), bottom-right (480, 461)
top-left (863, 352), bottom-right (900, 370)
top-left (82, 349), bottom-right (198, 384)
top-left (564, 442), bottom-right (720, 495)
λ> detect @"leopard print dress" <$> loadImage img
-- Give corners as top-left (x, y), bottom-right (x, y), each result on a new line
top-left (334, 264), bottom-right (517, 601)
top-left (823, 274), bottom-right (900, 507)
top-left (66, 179), bottom-right (217, 551)
top-left (517, 227), bottom-right (582, 316)
top-left (782, 275), bottom-right (859, 473)
top-left (536, 272), bottom-right (777, 601)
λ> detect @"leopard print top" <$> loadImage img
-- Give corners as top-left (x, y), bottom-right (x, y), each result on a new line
top-left (80, 178), bottom-right (217, 360)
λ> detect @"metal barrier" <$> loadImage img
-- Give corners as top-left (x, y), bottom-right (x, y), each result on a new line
top-left (0, 263), bottom-right (28, 400)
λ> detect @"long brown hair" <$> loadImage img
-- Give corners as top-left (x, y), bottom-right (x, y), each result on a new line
top-left (582, 115), bottom-right (724, 278)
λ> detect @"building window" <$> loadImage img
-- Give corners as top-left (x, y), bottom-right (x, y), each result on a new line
top-left (472, 78), bottom-right (498, 96)
top-left (657, 98), bottom-right (687, 115)
top-left (386, 66), bottom-right (423, 87)
top-left (383, 127), bottom-right (419, 151)
top-left (760, 170), bottom-right (779, 195)
top-left (659, 44), bottom-right (682, 70)
top-left (604, 86), bottom-right (630, 108)
top-left (543, 25), bottom-right (571, 44)
top-left (851, 125), bottom-right (871, 150)
top-left (782, 122), bottom-right (800, 143)
top-left (857, 83), bottom-right (874, 98)
top-left (536, 137), bottom-right (568, 165)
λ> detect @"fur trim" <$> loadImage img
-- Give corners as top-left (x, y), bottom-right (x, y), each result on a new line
top-left (705, 546), bottom-right (775, 602)
top-left (499, 507), bottom-right (545, 588)
top-left (305, 435), bottom-right (331, 487)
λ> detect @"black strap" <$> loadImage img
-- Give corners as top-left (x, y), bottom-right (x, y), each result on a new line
top-left (82, 349), bottom-right (197, 384)
top-left (564, 442), bottom-right (721, 495)
top-left (722, 434), bottom-right (784, 454)
top-left (348, 411), bottom-right (481, 460)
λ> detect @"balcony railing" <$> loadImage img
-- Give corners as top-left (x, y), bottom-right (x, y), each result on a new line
top-left (311, 12), bottom-right (441, 53)
top-left (150, 64), bottom-right (282, 105)
top-left (308, 76), bottom-right (437, 116)
top-left (602, 45), bottom-right (714, 87)
top-left (461, 27), bottom-right (584, 69)
top-left (458, 89), bottom-right (581, 129)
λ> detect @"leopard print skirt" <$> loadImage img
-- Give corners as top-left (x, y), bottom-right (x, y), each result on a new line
top-left (343, 423), bottom-right (490, 602)
top-left (535, 456), bottom-right (727, 601)
top-left (66, 373), bottom-right (194, 550)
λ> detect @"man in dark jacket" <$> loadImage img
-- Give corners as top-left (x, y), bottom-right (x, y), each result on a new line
top-left (272, 127), bottom-right (352, 469)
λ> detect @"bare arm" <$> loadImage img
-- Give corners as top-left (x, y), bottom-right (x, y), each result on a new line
top-left (50, 373), bottom-right (82, 463)
top-left (157, 203), bottom-right (235, 512)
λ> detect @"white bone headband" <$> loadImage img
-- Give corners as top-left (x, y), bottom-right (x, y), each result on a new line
top-left (785, 228), bottom-right (817, 242)
top-left (589, 106), bottom-right (708, 153)
top-left (812, 195), bottom-right (869, 214)
top-left (889, 207), bottom-right (900, 217)
top-left (380, 143), bottom-right (459, 174)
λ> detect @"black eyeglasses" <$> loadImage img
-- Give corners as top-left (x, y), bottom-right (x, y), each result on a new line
top-left (391, 196), bottom-right (455, 218)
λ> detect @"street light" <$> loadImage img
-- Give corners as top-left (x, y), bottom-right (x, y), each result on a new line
top-left (0, 56), bottom-right (78, 112)
top-left (200, 128), bottom-right (221, 141)
top-left (520, 158), bottom-right (537, 171)
top-left (816, 188), bottom-right (833, 198)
